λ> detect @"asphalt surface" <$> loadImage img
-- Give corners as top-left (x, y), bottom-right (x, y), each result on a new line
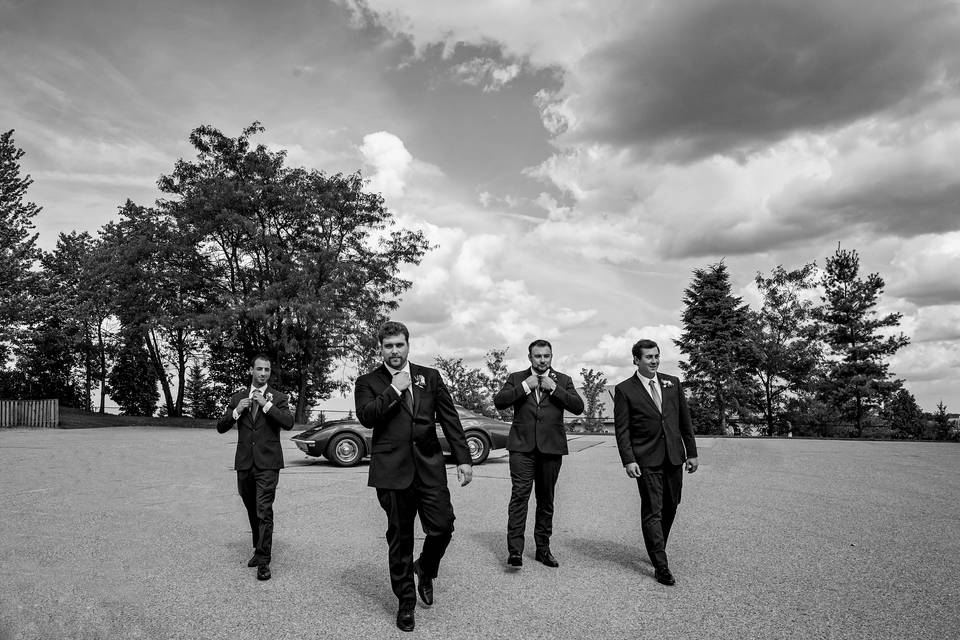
top-left (1, 428), bottom-right (958, 640)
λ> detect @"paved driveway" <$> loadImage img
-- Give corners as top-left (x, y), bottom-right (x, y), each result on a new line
top-left (1, 429), bottom-right (958, 639)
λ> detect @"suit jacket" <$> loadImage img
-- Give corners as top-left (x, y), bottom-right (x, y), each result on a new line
top-left (493, 369), bottom-right (585, 455)
top-left (355, 363), bottom-right (472, 490)
top-left (613, 373), bottom-right (697, 467)
top-left (216, 386), bottom-right (295, 471)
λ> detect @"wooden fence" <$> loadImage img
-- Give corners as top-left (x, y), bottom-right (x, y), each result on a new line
top-left (0, 399), bottom-right (60, 428)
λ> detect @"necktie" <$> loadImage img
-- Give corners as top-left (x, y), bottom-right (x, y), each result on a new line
top-left (536, 375), bottom-right (544, 402)
top-left (649, 379), bottom-right (662, 412)
top-left (396, 374), bottom-right (414, 412)
top-left (250, 393), bottom-right (260, 420)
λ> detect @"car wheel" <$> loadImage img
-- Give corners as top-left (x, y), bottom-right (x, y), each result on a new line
top-left (327, 433), bottom-right (365, 467)
top-left (464, 431), bottom-right (490, 465)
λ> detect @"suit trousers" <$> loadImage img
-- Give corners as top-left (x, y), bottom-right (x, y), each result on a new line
top-left (237, 466), bottom-right (280, 565)
top-left (636, 463), bottom-right (683, 569)
top-left (376, 475), bottom-right (456, 606)
top-left (507, 449), bottom-right (563, 555)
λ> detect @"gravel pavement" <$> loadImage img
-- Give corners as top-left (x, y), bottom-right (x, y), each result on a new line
top-left (1, 428), bottom-right (958, 640)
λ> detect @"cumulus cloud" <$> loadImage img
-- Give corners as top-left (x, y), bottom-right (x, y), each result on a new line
top-left (359, 131), bottom-right (414, 198)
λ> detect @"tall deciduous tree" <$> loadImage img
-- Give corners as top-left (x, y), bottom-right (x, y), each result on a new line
top-left (676, 262), bottom-right (754, 434)
top-left (156, 123), bottom-right (429, 421)
top-left (98, 201), bottom-right (207, 417)
top-left (483, 348), bottom-right (511, 420)
top-left (814, 246), bottom-right (909, 436)
top-left (746, 264), bottom-right (821, 435)
top-left (0, 130), bottom-right (41, 362)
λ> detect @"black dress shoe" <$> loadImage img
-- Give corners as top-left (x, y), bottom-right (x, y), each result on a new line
top-left (654, 566), bottom-right (675, 586)
top-left (247, 555), bottom-right (259, 568)
top-left (396, 605), bottom-right (415, 632)
top-left (535, 549), bottom-right (559, 568)
top-left (256, 564), bottom-right (271, 581)
top-left (413, 560), bottom-right (433, 606)
top-left (507, 553), bottom-right (523, 567)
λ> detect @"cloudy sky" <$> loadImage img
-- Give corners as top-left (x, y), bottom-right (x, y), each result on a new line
top-left (3, 0), bottom-right (959, 413)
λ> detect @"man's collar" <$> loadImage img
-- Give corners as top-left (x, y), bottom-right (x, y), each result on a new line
top-left (530, 367), bottom-right (551, 377)
top-left (249, 382), bottom-right (269, 394)
top-left (384, 361), bottom-right (411, 377)
top-left (636, 371), bottom-right (657, 383)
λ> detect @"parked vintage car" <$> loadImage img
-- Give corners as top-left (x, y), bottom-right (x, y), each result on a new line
top-left (291, 405), bottom-right (511, 466)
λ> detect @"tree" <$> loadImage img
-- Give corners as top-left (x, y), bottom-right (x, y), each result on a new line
top-left (884, 388), bottom-right (923, 439)
top-left (814, 246), bottom-right (909, 436)
top-left (39, 232), bottom-right (114, 412)
top-left (434, 356), bottom-right (494, 416)
top-left (184, 362), bottom-right (219, 419)
top-left (746, 264), bottom-right (821, 435)
top-left (10, 314), bottom-right (83, 405)
top-left (108, 330), bottom-right (159, 416)
top-left (483, 348), bottom-right (511, 420)
top-left (933, 401), bottom-right (951, 441)
top-left (579, 368), bottom-right (607, 432)
top-left (676, 262), bottom-right (755, 434)
top-left (98, 201), bottom-right (207, 417)
top-left (156, 123), bottom-right (430, 421)
top-left (0, 129), bottom-right (41, 362)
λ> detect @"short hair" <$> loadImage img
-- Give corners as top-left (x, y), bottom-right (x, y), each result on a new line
top-left (250, 353), bottom-right (272, 367)
top-left (528, 339), bottom-right (553, 354)
top-left (631, 339), bottom-right (659, 359)
top-left (378, 321), bottom-right (409, 345)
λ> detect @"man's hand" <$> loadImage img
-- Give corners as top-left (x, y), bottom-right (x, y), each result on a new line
top-left (685, 457), bottom-right (699, 473)
top-left (457, 464), bottom-right (473, 486)
top-left (237, 397), bottom-right (253, 412)
top-left (540, 376), bottom-right (556, 394)
top-left (524, 374), bottom-right (540, 390)
top-left (392, 371), bottom-right (412, 392)
top-left (251, 390), bottom-right (268, 406)
top-left (624, 462), bottom-right (641, 478)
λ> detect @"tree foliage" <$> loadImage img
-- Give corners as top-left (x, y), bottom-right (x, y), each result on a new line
top-left (814, 246), bottom-right (909, 436)
top-left (676, 262), bottom-right (754, 434)
top-left (579, 367), bottom-right (607, 432)
top-left (884, 388), bottom-right (924, 439)
top-left (156, 123), bottom-right (430, 421)
top-left (746, 263), bottom-right (821, 435)
top-left (0, 130), bottom-right (41, 361)
top-left (184, 363), bottom-right (219, 419)
top-left (108, 329), bottom-right (159, 416)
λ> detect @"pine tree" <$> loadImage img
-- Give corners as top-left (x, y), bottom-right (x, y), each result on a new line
top-left (184, 363), bottom-right (218, 419)
top-left (814, 246), bottom-right (909, 436)
top-left (0, 130), bottom-right (41, 360)
top-left (676, 262), bottom-right (755, 434)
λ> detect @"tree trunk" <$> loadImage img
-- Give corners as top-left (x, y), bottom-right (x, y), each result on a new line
top-left (145, 327), bottom-right (177, 416)
top-left (97, 318), bottom-right (107, 413)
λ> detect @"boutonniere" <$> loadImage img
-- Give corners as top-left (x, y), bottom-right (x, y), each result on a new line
top-left (415, 374), bottom-right (426, 388)
top-left (265, 392), bottom-right (274, 401)
top-left (548, 371), bottom-right (558, 381)
top-left (661, 380), bottom-right (673, 389)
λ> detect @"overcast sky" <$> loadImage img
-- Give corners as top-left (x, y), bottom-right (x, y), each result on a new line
top-left (3, 0), bottom-right (959, 413)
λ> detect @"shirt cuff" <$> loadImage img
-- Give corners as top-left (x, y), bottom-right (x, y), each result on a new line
top-left (232, 408), bottom-right (241, 421)
top-left (262, 401), bottom-right (273, 414)
top-left (390, 384), bottom-right (401, 396)
top-left (521, 381), bottom-right (532, 394)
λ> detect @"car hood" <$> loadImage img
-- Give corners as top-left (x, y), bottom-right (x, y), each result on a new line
top-left (292, 419), bottom-right (359, 439)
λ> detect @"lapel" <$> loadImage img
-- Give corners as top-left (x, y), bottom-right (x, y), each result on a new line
top-left (629, 374), bottom-right (661, 415)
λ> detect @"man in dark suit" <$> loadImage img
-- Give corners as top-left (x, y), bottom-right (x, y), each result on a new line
top-left (216, 354), bottom-right (294, 581)
top-left (354, 321), bottom-right (473, 632)
top-left (494, 339), bottom-right (584, 568)
top-left (614, 339), bottom-right (698, 586)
